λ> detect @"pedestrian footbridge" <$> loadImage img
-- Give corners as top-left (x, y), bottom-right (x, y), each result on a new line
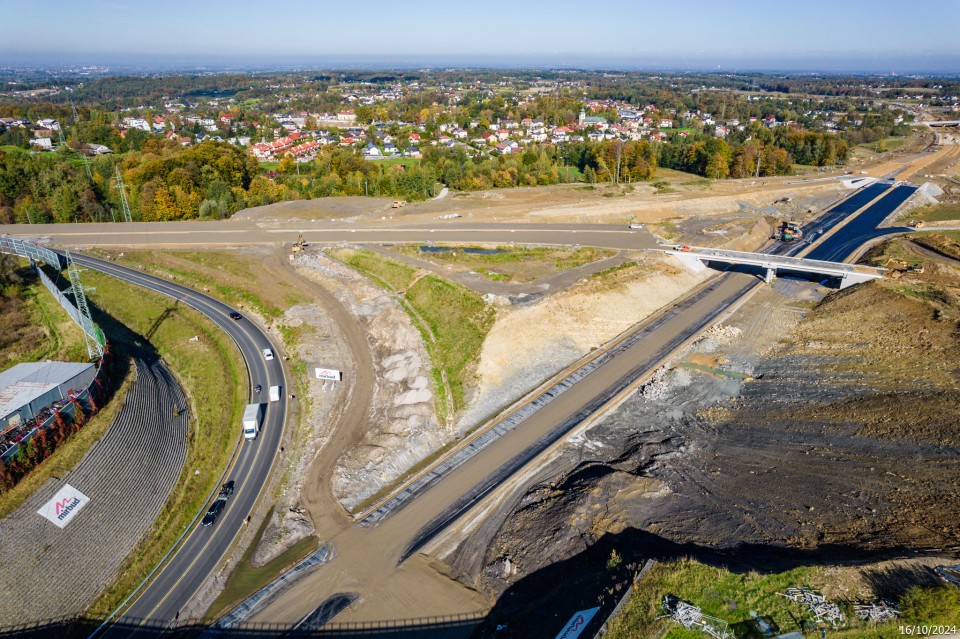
top-left (658, 245), bottom-right (886, 289)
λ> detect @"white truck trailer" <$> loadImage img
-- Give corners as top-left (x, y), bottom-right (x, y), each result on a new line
top-left (242, 403), bottom-right (263, 440)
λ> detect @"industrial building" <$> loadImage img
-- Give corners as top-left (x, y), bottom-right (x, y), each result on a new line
top-left (0, 361), bottom-right (97, 431)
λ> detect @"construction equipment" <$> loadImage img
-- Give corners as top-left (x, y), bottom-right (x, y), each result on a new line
top-left (909, 220), bottom-right (925, 228)
top-left (883, 259), bottom-right (924, 278)
top-left (773, 220), bottom-right (803, 242)
top-left (853, 600), bottom-right (899, 623)
top-left (660, 595), bottom-right (732, 639)
top-left (291, 233), bottom-right (307, 253)
top-left (779, 588), bottom-right (844, 628)
top-left (391, 200), bottom-right (406, 208)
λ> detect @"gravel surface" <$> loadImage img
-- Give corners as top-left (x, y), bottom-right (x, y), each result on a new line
top-left (0, 358), bottom-right (188, 624)
top-left (296, 251), bottom-right (443, 511)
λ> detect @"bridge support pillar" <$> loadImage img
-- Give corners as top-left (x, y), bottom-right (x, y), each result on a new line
top-left (765, 267), bottom-right (776, 285)
top-left (839, 272), bottom-right (876, 289)
top-left (669, 252), bottom-right (707, 272)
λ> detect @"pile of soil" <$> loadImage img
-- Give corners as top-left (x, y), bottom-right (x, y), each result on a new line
top-left (467, 272), bottom-right (960, 637)
top-left (913, 233), bottom-right (960, 262)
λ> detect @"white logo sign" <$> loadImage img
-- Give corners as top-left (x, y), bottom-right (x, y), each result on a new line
top-left (554, 607), bottom-right (600, 639)
top-left (38, 484), bottom-right (90, 529)
top-left (315, 368), bottom-right (342, 381)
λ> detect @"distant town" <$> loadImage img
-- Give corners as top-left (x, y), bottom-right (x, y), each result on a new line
top-left (0, 69), bottom-right (957, 222)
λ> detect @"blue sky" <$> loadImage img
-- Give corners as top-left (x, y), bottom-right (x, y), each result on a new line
top-left (2, 0), bottom-right (958, 71)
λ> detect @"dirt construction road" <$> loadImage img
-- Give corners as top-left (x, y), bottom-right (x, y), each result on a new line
top-left (249, 270), bottom-right (759, 624)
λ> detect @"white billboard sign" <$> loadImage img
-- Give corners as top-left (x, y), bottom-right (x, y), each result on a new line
top-left (315, 368), bottom-right (343, 381)
top-left (554, 607), bottom-right (600, 639)
top-left (38, 484), bottom-right (90, 529)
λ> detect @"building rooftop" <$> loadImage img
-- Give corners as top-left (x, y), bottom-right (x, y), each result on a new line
top-left (0, 361), bottom-right (95, 420)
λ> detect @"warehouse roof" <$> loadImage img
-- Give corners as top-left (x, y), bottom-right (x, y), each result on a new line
top-left (0, 361), bottom-right (95, 419)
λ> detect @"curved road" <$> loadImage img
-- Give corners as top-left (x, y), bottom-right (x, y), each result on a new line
top-left (0, 181), bottom-right (919, 630)
top-left (66, 254), bottom-right (288, 636)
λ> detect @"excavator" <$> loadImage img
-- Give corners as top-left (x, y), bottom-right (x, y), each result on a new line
top-left (291, 233), bottom-right (307, 253)
top-left (772, 220), bottom-right (803, 242)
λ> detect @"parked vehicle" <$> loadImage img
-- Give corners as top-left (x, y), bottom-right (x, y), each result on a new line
top-left (242, 403), bottom-right (263, 440)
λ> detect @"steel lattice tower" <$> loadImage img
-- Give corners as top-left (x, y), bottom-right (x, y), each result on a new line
top-left (64, 251), bottom-right (103, 360)
top-left (114, 166), bottom-right (133, 222)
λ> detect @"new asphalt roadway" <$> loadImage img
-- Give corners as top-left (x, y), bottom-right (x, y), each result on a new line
top-left (64, 254), bottom-right (289, 637)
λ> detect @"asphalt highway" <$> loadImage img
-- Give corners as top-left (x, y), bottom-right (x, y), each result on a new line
top-left (806, 184), bottom-right (917, 261)
top-left (0, 180), bottom-right (919, 631)
top-left (1, 220), bottom-right (655, 252)
top-left (66, 254), bottom-right (288, 636)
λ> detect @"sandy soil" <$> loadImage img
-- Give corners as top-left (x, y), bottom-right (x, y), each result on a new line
top-left (459, 256), bottom-right (710, 432)
top-left (449, 261), bottom-right (960, 636)
top-left (237, 174), bottom-right (848, 227)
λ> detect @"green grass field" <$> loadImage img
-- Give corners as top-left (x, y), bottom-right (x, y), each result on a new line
top-left (374, 156), bottom-right (421, 167)
top-left (909, 202), bottom-right (960, 224)
top-left (330, 248), bottom-right (419, 290)
top-left (606, 558), bottom-right (960, 639)
top-left (105, 250), bottom-right (287, 319)
top-left (405, 275), bottom-right (496, 412)
top-left (394, 244), bottom-right (614, 283)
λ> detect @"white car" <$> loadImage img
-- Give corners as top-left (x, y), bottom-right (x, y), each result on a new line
top-left (262, 348), bottom-right (274, 361)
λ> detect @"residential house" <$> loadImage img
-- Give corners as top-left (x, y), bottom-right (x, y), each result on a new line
top-left (36, 118), bottom-right (60, 131)
top-left (81, 143), bottom-right (113, 155)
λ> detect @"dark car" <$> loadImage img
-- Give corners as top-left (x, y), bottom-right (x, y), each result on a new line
top-left (201, 499), bottom-right (226, 527)
top-left (229, 311), bottom-right (242, 320)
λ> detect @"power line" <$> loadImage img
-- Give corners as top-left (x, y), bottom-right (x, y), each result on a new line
top-left (63, 251), bottom-right (103, 361)
top-left (113, 166), bottom-right (133, 223)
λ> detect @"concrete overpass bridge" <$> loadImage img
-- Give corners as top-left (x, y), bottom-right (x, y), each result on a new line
top-left (659, 244), bottom-right (886, 289)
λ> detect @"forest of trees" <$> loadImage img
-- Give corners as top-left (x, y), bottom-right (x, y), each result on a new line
top-left (0, 140), bottom-right (259, 224)
top-left (0, 68), bottom-right (926, 223)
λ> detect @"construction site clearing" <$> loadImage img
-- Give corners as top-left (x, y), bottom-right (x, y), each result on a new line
top-left (453, 230), bottom-right (960, 637)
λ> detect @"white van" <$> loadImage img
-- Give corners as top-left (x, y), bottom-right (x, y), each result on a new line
top-left (269, 385), bottom-right (281, 402)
